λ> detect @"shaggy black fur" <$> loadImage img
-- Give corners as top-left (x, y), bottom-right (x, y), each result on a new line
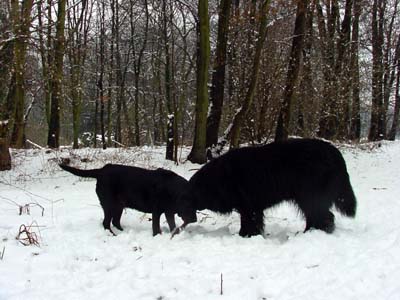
top-left (59, 164), bottom-right (189, 236)
top-left (178, 139), bottom-right (357, 237)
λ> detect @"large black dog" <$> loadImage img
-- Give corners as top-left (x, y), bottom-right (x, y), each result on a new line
top-left (177, 139), bottom-right (357, 237)
top-left (59, 164), bottom-right (188, 236)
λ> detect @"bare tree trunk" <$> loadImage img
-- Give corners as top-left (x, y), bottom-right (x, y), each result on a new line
top-left (0, 121), bottom-right (11, 170)
top-left (336, 0), bottom-right (353, 139)
top-left (188, 0), bottom-right (210, 164)
top-left (37, 0), bottom-right (52, 128)
top-left (98, 0), bottom-right (106, 149)
top-left (222, 0), bottom-right (270, 149)
top-left (9, 0), bottom-right (34, 148)
top-left (47, 0), bottom-right (67, 148)
top-left (150, 43), bottom-right (165, 145)
top-left (107, 40), bottom-right (113, 148)
top-left (45, 0), bottom-right (52, 127)
top-left (382, 1), bottom-right (398, 137)
top-left (94, 73), bottom-right (99, 148)
top-left (388, 35), bottom-right (400, 140)
top-left (67, 0), bottom-right (91, 149)
top-left (369, 0), bottom-right (385, 141)
top-left (297, 0), bottom-right (315, 137)
top-left (275, 0), bottom-right (308, 142)
top-left (131, 0), bottom-right (149, 147)
top-left (349, 0), bottom-right (362, 140)
top-left (113, 0), bottom-right (122, 145)
top-left (107, 0), bottom-right (115, 147)
top-left (1, 8), bottom-right (17, 162)
top-left (206, 0), bottom-right (231, 148)
top-left (317, 0), bottom-right (339, 139)
top-left (162, 0), bottom-right (174, 160)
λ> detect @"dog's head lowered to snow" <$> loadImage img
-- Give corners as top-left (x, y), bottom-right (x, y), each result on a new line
top-left (176, 189), bottom-right (198, 225)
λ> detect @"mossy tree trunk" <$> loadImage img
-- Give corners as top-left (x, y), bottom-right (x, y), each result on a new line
top-left (188, 0), bottom-right (210, 164)
top-left (9, 0), bottom-right (34, 148)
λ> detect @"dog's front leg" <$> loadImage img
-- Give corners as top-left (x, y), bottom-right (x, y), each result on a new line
top-left (152, 211), bottom-right (162, 236)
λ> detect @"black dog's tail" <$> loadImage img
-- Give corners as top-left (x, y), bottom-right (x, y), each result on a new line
top-left (59, 164), bottom-right (101, 178)
top-left (334, 173), bottom-right (357, 217)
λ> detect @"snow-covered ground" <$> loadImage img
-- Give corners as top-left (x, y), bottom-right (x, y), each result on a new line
top-left (1, 141), bottom-right (400, 300)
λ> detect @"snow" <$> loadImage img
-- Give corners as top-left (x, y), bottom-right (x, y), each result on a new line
top-left (1, 142), bottom-right (400, 300)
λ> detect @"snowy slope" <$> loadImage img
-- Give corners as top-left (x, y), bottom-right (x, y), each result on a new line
top-left (0, 142), bottom-right (400, 300)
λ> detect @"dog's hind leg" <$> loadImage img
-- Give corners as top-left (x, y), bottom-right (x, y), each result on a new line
top-left (112, 206), bottom-right (124, 231)
top-left (152, 211), bottom-right (162, 236)
top-left (238, 209), bottom-right (264, 237)
top-left (165, 211), bottom-right (176, 232)
top-left (305, 211), bottom-right (335, 234)
top-left (298, 193), bottom-right (335, 234)
top-left (97, 185), bottom-right (117, 235)
top-left (102, 207), bottom-right (116, 236)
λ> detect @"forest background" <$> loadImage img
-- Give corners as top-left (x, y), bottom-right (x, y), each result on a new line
top-left (1, 0), bottom-right (399, 167)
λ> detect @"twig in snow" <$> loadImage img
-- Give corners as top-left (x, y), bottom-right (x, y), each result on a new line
top-left (0, 180), bottom-right (60, 204)
top-left (19, 203), bottom-right (45, 217)
top-left (111, 139), bottom-right (126, 148)
top-left (0, 195), bottom-right (20, 207)
top-left (0, 246), bottom-right (5, 260)
top-left (25, 139), bottom-right (44, 150)
top-left (16, 221), bottom-right (42, 247)
top-left (220, 273), bottom-right (223, 295)
top-left (306, 264), bottom-right (319, 269)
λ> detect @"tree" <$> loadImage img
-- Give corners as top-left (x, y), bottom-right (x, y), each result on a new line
top-left (382, 0), bottom-right (399, 137)
top-left (227, 0), bottom-right (270, 148)
top-left (0, 1), bottom-right (13, 169)
top-left (66, 0), bottom-right (92, 149)
top-left (275, 0), bottom-right (309, 142)
top-left (295, 0), bottom-right (316, 137)
top-left (0, 121), bottom-right (11, 170)
top-left (388, 35), bottom-right (400, 140)
top-left (37, 0), bottom-right (55, 132)
top-left (5, 0), bottom-right (400, 150)
top-left (335, 0), bottom-right (353, 139)
top-left (369, 0), bottom-right (385, 141)
top-left (96, 0), bottom-right (106, 149)
top-left (206, 0), bottom-right (231, 148)
top-left (162, 0), bottom-right (174, 160)
top-left (316, 0), bottom-right (354, 140)
top-left (349, 0), bottom-right (362, 140)
top-left (47, 0), bottom-right (67, 148)
top-left (131, 0), bottom-right (149, 146)
top-left (316, 0), bottom-right (339, 139)
top-left (188, 0), bottom-right (210, 164)
top-left (9, 0), bottom-right (34, 148)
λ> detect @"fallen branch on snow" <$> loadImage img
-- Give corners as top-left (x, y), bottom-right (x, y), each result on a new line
top-left (19, 202), bottom-right (45, 217)
top-left (0, 246), bottom-right (5, 260)
top-left (16, 221), bottom-right (43, 247)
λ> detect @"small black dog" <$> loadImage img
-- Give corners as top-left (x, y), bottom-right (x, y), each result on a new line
top-left (59, 164), bottom-right (188, 236)
top-left (177, 139), bottom-right (357, 237)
